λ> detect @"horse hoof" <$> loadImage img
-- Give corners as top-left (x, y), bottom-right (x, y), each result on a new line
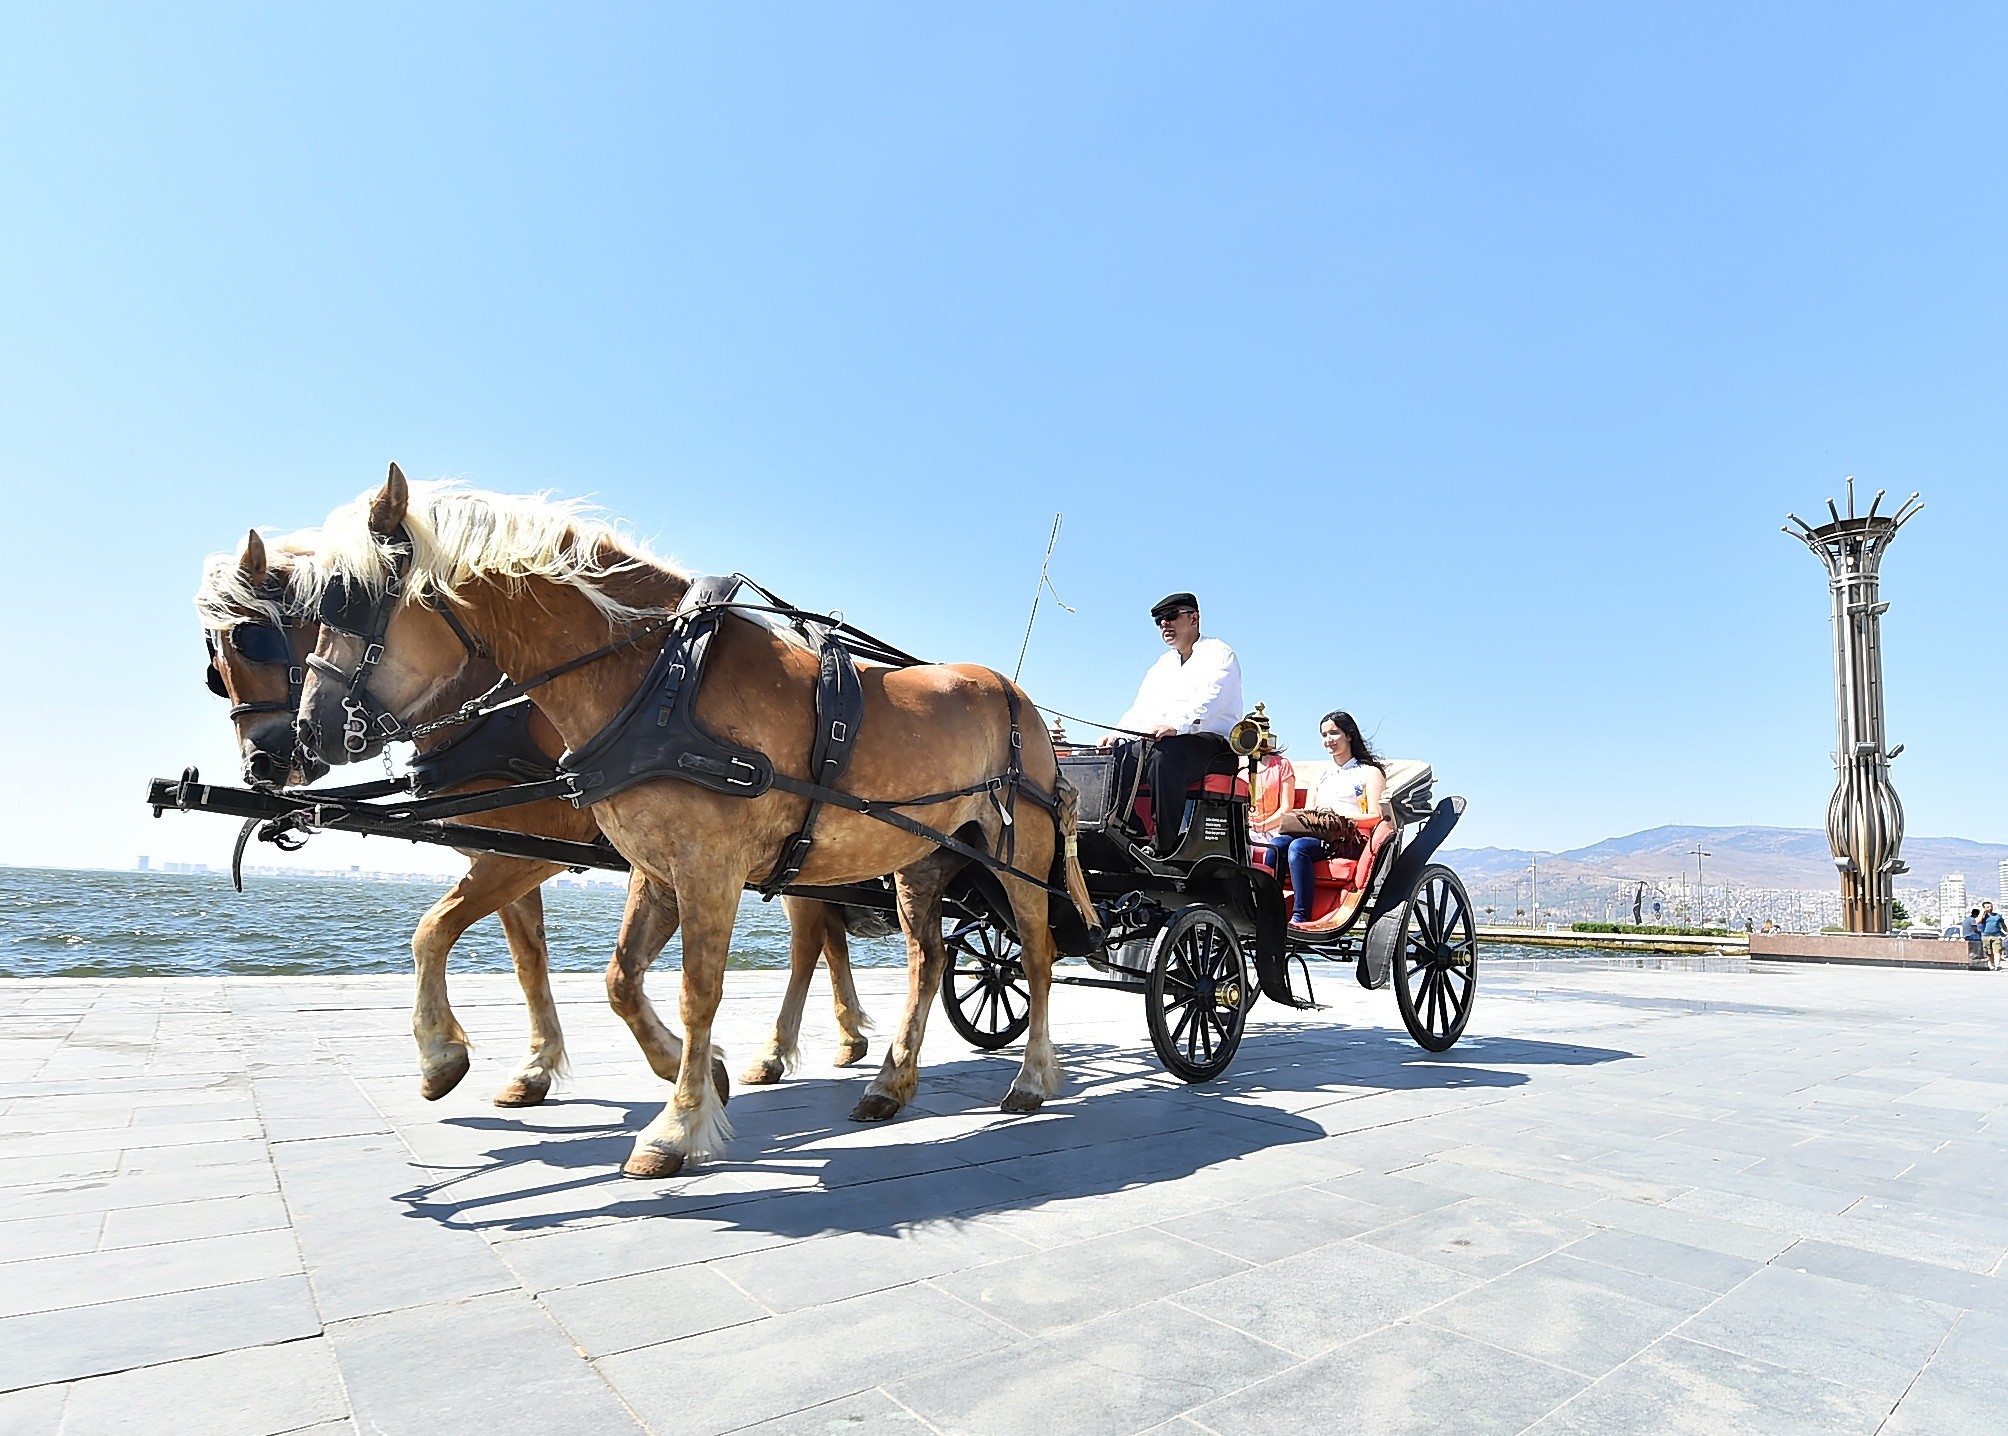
top-left (712, 1059), bottom-right (732, 1106)
top-left (739, 1058), bottom-right (784, 1086)
top-left (621, 1145), bottom-right (685, 1180)
top-left (419, 1051), bottom-right (471, 1101)
top-left (1000, 1089), bottom-right (1046, 1114)
top-left (849, 1094), bottom-right (902, 1122)
top-left (833, 1038), bottom-right (869, 1068)
top-left (492, 1076), bottom-right (550, 1108)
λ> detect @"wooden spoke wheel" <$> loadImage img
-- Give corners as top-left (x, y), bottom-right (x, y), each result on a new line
top-left (1392, 865), bottom-right (1477, 1052)
top-left (940, 919), bottom-right (1029, 1050)
top-left (1146, 905), bottom-right (1248, 1083)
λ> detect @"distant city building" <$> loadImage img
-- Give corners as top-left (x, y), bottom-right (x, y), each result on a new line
top-left (1940, 874), bottom-right (1967, 924)
top-left (2000, 858), bottom-right (2008, 899)
top-left (135, 856), bottom-right (149, 871)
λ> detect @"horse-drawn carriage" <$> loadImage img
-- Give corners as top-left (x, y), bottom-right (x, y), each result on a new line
top-left (933, 736), bottom-right (1477, 1081)
top-left (157, 469), bottom-right (1476, 1177)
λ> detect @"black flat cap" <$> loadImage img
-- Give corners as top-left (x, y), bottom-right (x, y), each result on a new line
top-left (1150, 591), bottom-right (1199, 620)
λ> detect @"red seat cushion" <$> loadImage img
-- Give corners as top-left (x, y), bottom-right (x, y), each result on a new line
top-left (1188, 774), bottom-right (1249, 799)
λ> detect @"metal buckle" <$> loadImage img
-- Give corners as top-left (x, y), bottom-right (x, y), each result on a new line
top-left (830, 720), bottom-right (847, 743)
top-left (363, 643), bottom-right (385, 666)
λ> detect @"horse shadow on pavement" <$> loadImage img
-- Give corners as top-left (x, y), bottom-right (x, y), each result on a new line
top-left (390, 1021), bottom-right (1633, 1241)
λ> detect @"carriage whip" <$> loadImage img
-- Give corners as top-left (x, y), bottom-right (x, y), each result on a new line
top-left (1011, 513), bottom-right (1074, 683)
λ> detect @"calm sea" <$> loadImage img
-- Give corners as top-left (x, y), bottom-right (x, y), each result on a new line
top-left (0, 866), bottom-right (1673, 980)
top-left (0, 866), bottom-right (910, 980)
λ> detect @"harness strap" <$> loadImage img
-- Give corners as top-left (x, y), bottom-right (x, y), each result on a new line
top-left (757, 628), bottom-right (864, 895)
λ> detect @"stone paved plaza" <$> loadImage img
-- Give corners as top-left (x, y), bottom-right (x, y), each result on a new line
top-left (2, 956), bottom-right (2005, 1435)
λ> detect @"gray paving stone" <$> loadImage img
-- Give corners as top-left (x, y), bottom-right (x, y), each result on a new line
top-left (1156, 1182), bottom-right (1392, 1263)
top-left (271, 1133), bottom-right (516, 1321)
top-left (713, 1214), bottom-right (1036, 1314)
top-left (1358, 1194), bottom-right (1594, 1278)
top-left (329, 1290), bottom-right (638, 1436)
top-left (1560, 1225), bottom-right (1762, 1294)
top-left (892, 1298), bottom-right (1295, 1435)
top-left (1191, 1318), bottom-right (1585, 1436)
top-left (0, 1384), bottom-right (65, 1436)
top-left (537, 1262), bottom-right (770, 1357)
top-left (0, 1212), bottom-right (100, 1264)
top-left (0, 1274), bottom-right (321, 1390)
top-left (1676, 1264), bottom-right (1959, 1400)
top-left (1881, 1308), bottom-right (2008, 1435)
top-left (597, 1282), bottom-right (1014, 1436)
top-left (931, 1225), bottom-right (1247, 1336)
top-left (733, 1389), bottom-right (934, 1434)
top-left (1422, 1259), bottom-right (1696, 1377)
top-left (98, 1190), bottom-right (291, 1250)
top-left (4, 1160), bottom-right (278, 1223)
top-left (1569, 1196), bottom-right (1796, 1263)
top-left (0, 1227), bottom-right (301, 1319)
top-left (1173, 1235), bottom-right (1477, 1357)
top-left (58, 1336), bottom-right (347, 1436)
top-left (1523, 1334), bottom-right (1889, 1435)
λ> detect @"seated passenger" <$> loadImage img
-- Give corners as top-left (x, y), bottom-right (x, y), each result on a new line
top-left (1097, 591), bottom-right (1243, 857)
top-left (1266, 710), bottom-right (1386, 926)
top-left (1246, 717), bottom-right (1295, 841)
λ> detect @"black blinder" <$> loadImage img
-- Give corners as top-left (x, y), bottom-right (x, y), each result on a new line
top-left (205, 661), bottom-right (229, 698)
top-left (318, 574), bottom-right (384, 636)
top-left (231, 622), bottom-right (292, 665)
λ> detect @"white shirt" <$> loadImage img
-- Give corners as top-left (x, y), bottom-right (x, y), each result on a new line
top-left (1116, 636), bottom-right (1243, 737)
top-left (1312, 758), bottom-right (1374, 818)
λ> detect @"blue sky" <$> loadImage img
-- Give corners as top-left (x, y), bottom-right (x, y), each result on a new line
top-left (3, 3), bottom-right (2003, 874)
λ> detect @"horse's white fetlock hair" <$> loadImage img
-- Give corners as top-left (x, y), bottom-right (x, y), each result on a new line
top-left (305, 481), bottom-right (686, 627)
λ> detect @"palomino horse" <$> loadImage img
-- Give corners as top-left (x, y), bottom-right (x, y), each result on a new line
top-left (199, 527), bottom-right (872, 1104)
top-left (294, 466), bottom-right (1095, 1178)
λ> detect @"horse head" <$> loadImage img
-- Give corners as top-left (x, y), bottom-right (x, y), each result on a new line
top-left (197, 528), bottom-right (320, 789)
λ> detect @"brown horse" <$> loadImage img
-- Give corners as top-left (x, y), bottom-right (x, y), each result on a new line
top-left (198, 528), bottom-right (872, 1106)
top-left (293, 467), bottom-right (1096, 1177)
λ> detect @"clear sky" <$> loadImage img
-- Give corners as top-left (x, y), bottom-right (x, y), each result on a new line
top-left (3, 3), bottom-right (2003, 876)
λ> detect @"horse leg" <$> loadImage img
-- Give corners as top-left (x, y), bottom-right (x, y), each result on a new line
top-left (602, 872), bottom-right (727, 1105)
top-left (410, 857), bottom-right (552, 1100)
top-left (625, 877), bottom-right (738, 1179)
top-left (492, 885), bottom-right (566, 1107)
top-left (1000, 877), bottom-right (1063, 1112)
top-left (740, 896), bottom-right (824, 1086)
top-left (851, 849), bottom-right (959, 1122)
top-left (822, 909), bottom-right (873, 1068)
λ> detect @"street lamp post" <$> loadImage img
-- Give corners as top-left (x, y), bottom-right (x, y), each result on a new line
top-left (1691, 846), bottom-right (1711, 923)
top-left (1785, 479), bottom-right (1922, 934)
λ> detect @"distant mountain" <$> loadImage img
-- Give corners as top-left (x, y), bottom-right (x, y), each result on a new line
top-left (1440, 825), bottom-right (2008, 893)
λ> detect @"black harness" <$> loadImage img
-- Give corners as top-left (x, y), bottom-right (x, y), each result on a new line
top-left (313, 552), bottom-right (1077, 904)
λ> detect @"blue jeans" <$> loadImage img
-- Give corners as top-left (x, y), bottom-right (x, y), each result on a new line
top-left (1267, 836), bottom-right (1327, 922)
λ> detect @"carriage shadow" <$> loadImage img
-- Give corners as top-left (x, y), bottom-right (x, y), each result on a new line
top-left (389, 1025), bottom-right (1633, 1240)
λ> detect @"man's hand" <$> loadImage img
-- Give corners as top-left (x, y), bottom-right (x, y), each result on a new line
top-left (1097, 732), bottom-right (1119, 750)
top-left (1151, 724), bottom-right (1179, 739)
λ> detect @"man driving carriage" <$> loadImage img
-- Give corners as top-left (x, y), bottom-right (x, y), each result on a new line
top-left (1097, 591), bottom-right (1243, 857)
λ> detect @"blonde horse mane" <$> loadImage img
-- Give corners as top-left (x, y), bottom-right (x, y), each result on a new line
top-left (193, 530), bottom-right (324, 633)
top-left (303, 481), bottom-right (684, 625)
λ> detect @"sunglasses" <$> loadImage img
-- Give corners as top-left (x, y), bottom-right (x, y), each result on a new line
top-left (1154, 609), bottom-right (1196, 626)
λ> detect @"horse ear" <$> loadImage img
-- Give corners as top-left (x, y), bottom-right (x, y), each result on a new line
top-left (369, 462), bottom-right (409, 535)
top-left (238, 529), bottom-right (268, 582)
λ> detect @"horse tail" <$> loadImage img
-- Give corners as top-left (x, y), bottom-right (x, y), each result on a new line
top-left (1050, 773), bottom-right (1101, 945)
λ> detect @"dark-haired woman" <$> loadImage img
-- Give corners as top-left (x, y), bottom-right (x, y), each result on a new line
top-left (1266, 711), bottom-right (1387, 927)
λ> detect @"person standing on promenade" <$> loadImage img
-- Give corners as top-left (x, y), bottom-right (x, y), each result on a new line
top-left (1961, 908), bottom-right (1985, 968)
top-left (1979, 901), bottom-right (2005, 971)
top-left (1098, 592), bottom-right (1243, 857)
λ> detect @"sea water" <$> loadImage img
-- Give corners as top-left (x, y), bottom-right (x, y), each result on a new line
top-left (0, 866), bottom-right (911, 980)
top-left (0, 865), bottom-right (1672, 980)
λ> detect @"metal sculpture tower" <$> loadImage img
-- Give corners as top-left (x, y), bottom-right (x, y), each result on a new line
top-left (1784, 479), bottom-right (1922, 933)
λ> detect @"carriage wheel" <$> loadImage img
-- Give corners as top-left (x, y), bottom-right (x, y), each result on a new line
top-left (1146, 906), bottom-right (1248, 1083)
top-left (940, 919), bottom-right (1029, 1050)
top-left (1393, 865), bottom-right (1477, 1052)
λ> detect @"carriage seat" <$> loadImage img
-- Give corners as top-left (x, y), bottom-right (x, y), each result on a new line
top-left (1127, 772), bottom-right (1247, 837)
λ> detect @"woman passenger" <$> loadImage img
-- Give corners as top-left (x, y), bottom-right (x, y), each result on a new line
top-left (1267, 710), bottom-right (1386, 927)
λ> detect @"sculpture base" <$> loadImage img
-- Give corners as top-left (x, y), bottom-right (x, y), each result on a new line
top-left (1750, 931), bottom-right (1979, 970)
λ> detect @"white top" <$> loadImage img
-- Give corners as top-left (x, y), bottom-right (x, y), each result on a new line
top-left (1115, 636), bottom-right (1243, 737)
top-left (1311, 759), bottom-right (1374, 818)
